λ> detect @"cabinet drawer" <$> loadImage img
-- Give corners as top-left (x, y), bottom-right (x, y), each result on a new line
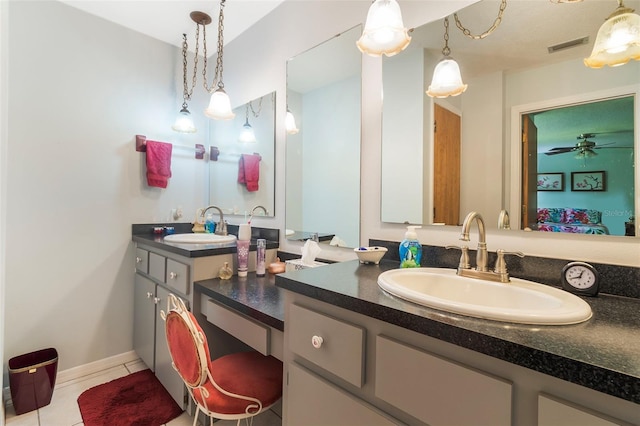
top-left (538, 394), bottom-right (620, 426)
top-left (148, 252), bottom-right (166, 282)
top-left (375, 335), bottom-right (511, 426)
top-left (166, 259), bottom-right (189, 294)
top-left (287, 363), bottom-right (400, 426)
top-left (289, 304), bottom-right (364, 387)
top-left (135, 248), bottom-right (149, 274)
top-left (204, 299), bottom-right (270, 355)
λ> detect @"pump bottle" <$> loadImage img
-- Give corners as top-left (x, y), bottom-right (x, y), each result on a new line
top-left (399, 225), bottom-right (422, 268)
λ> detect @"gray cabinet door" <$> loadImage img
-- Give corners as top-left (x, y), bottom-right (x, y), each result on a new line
top-left (154, 285), bottom-right (187, 409)
top-left (133, 274), bottom-right (155, 370)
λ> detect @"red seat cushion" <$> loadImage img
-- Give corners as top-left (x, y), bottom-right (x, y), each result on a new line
top-left (165, 309), bottom-right (283, 416)
top-left (193, 352), bottom-right (283, 415)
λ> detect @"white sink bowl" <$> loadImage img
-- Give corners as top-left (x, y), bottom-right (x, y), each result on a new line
top-left (377, 268), bottom-right (592, 325)
top-left (163, 233), bottom-right (237, 244)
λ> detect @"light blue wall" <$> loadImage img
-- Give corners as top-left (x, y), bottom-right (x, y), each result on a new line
top-left (537, 149), bottom-right (634, 235)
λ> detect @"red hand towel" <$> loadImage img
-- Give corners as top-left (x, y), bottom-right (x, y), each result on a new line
top-left (238, 154), bottom-right (260, 192)
top-left (146, 140), bottom-right (173, 188)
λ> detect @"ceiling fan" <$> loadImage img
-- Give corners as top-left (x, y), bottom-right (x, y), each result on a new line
top-left (544, 133), bottom-right (617, 157)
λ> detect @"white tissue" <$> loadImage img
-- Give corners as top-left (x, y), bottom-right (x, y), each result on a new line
top-left (329, 235), bottom-right (347, 247)
top-left (301, 239), bottom-right (321, 266)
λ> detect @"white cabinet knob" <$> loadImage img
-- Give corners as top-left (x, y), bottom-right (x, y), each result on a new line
top-left (169, 272), bottom-right (178, 279)
top-left (146, 292), bottom-right (153, 299)
top-left (136, 257), bottom-right (142, 263)
top-left (311, 335), bottom-right (324, 349)
top-left (153, 297), bottom-right (161, 304)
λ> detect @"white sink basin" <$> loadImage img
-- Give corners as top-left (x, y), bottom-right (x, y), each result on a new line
top-left (163, 233), bottom-right (237, 244)
top-left (377, 268), bottom-right (592, 325)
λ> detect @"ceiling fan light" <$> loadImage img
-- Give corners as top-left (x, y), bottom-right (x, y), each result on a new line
top-left (357, 0), bottom-right (411, 57)
top-left (172, 105), bottom-right (197, 133)
top-left (426, 57), bottom-right (468, 98)
top-left (584, 5), bottom-right (640, 68)
top-left (205, 87), bottom-right (236, 120)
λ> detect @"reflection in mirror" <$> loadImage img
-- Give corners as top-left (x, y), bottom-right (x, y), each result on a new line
top-left (208, 92), bottom-right (276, 218)
top-left (381, 0), bottom-right (639, 238)
top-left (515, 95), bottom-right (635, 236)
top-left (285, 26), bottom-right (362, 248)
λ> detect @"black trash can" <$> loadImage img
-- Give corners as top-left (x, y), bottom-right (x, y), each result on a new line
top-left (8, 348), bottom-right (58, 415)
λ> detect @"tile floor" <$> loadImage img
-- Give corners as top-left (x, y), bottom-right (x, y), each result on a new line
top-left (4, 359), bottom-right (282, 426)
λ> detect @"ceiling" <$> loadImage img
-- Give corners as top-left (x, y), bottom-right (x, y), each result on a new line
top-left (59, 0), bottom-right (286, 51)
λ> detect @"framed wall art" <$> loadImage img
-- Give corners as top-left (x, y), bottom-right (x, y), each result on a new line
top-left (571, 171), bottom-right (606, 191)
top-left (537, 173), bottom-right (564, 191)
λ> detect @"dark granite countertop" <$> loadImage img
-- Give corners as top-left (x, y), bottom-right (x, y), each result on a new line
top-left (195, 273), bottom-right (285, 331)
top-left (132, 223), bottom-right (279, 258)
top-left (275, 259), bottom-right (640, 405)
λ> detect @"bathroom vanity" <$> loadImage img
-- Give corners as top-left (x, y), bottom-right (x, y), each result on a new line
top-left (276, 260), bottom-right (640, 426)
top-left (131, 224), bottom-right (279, 408)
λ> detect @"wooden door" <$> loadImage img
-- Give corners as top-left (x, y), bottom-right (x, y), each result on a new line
top-left (522, 114), bottom-right (538, 229)
top-left (433, 104), bottom-right (461, 225)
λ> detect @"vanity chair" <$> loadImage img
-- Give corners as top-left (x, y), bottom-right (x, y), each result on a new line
top-left (162, 294), bottom-right (283, 426)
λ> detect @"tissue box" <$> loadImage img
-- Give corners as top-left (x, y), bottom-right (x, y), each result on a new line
top-left (285, 259), bottom-right (328, 272)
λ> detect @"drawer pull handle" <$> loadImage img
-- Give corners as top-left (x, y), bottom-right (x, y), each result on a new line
top-left (146, 292), bottom-right (153, 299)
top-left (311, 335), bottom-right (324, 349)
top-left (169, 272), bottom-right (178, 279)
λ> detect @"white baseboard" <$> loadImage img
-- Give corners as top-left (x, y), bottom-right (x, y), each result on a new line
top-left (3, 351), bottom-right (140, 407)
top-left (56, 350), bottom-right (139, 384)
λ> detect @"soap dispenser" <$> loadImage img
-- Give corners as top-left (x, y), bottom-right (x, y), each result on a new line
top-left (399, 226), bottom-right (422, 268)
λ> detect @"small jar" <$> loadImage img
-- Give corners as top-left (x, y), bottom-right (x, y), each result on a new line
top-left (218, 262), bottom-right (233, 280)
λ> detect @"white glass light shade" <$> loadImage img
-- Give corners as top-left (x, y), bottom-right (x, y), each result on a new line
top-left (285, 110), bottom-right (299, 135)
top-left (584, 7), bottom-right (640, 68)
top-left (356, 0), bottom-right (411, 57)
top-left (426, 57), bottom-right (468, 98)
top-left (171, 106), bottom-right (197, 133)
top-left (204, 88), bottom-right (236, 120)
top-left (239, 120), bottom-right (257, 143)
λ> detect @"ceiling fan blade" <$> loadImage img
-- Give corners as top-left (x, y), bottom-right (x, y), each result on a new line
top-left (544, 147), bottom-right (575, 155)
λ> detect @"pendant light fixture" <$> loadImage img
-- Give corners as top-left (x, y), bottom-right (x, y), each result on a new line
top-left (204, 0), bottom-right (235, 120)
top-left (427, 1), bottom-right (506, 98)
top-left (172, 14), bottom-right (208, 133)
top-left (285, 109), bottom-right (299, 135)
top-left (584, 0), bottom-right (640, 68)
top-left (356, 0), bottom-right (411, 57)
top-left (427, 17), bottom-right (467, 98)
top-left (238, 98), bottom-right (263, 143)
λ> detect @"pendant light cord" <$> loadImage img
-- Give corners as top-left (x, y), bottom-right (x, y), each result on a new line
top-left (442, 17), bottom-right (451, 56)
top-left (454, 0), bottom-right (507, 40)
top-left (180, 29), bottom-right (201, 105)
top-left (203, 0), bottom-right (226, 92)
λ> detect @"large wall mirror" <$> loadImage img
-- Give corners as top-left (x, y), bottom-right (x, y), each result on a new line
top-left (285, 25), bottom-right (362, 247)
top-left (381, 0), bottom-right (638, 238)
top-left (208, 91), bottom-right (276, 218)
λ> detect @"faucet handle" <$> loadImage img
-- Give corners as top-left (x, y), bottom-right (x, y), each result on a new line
top-left (446, 245), bottom-right (471, 270)
top-left (493, 249), bottom-right (525, 274)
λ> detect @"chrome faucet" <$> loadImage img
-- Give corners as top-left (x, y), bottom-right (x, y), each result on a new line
top-left (460, 211), bottom-right (488, 272)
top-left (249, 205), bottom-right (268, 223)
top-left (448, 211), bottom-right (524, 283)
top-left (497, 209), bottom-right (511, 230)
top-left (201, 205), bottom-right (227, 236)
